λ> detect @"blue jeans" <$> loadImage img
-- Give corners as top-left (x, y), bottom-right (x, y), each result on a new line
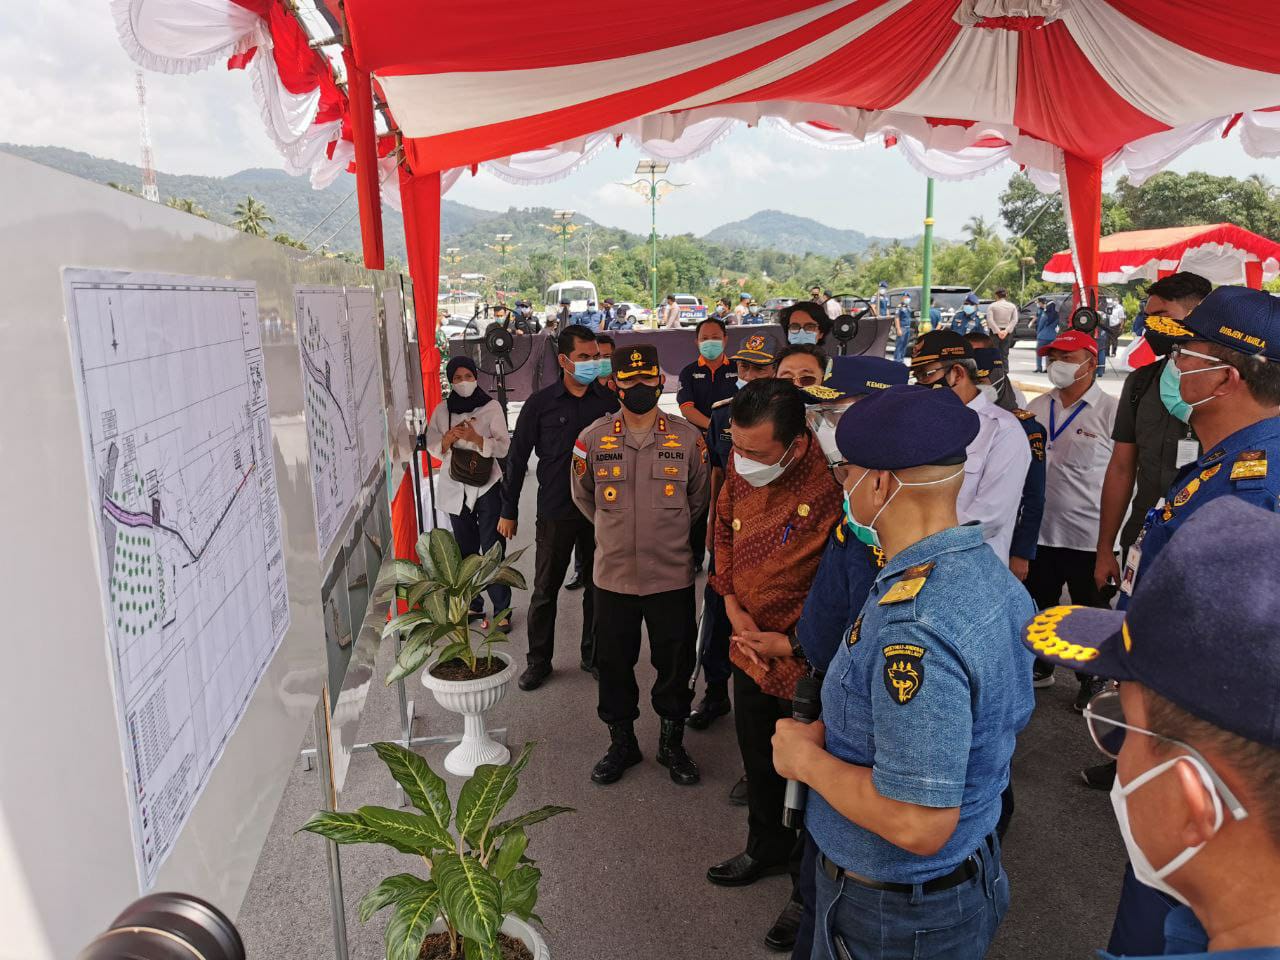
top-left (811, 834), bottom-right (1008, 960)
top-left (893, 328), bottom-right (912, 363)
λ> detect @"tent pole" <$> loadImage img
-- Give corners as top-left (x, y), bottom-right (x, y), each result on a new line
top-left (921, 178), bottom-right (935, 323)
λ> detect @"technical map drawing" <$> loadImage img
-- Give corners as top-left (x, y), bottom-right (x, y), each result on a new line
top-left (294, 286), bottom-right (386, 559)
top-left (345, 286), bottom-right (388, 481)
top-left (64, 269), bottom-right (290, 890)
top-left (383, 286), bottom-right (411, 424)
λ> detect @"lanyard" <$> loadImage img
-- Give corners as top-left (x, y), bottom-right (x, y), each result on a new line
top-left (1049, 397), bottom-right (1088, 444)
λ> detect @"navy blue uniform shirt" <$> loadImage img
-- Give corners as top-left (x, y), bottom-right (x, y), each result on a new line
top-left (1125, 415), bottom-right (1280, 594)
top-left (501, 379), bottom-right (619, 522)
top-left (1009, 408), bottom-right (1047, 561)
top-left (705, 396), bottom-right (737, 470)
top-left (677, 356), bottom-right (736, 419)
top-left (796, 519), bottom-right (884, 672)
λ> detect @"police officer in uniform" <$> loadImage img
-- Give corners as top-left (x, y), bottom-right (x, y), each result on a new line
top-left (689, 333), bottom-right (779, 732)
top-left (772, 384), bottom-right (1035, 960)
top-left (571, 344), bottom-right (711, 785)
top-left (1106, 286), bottom-right (1280, 958)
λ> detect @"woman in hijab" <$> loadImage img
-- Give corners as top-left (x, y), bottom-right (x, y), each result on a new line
top-left (425, 356), bottom-right (513, 628)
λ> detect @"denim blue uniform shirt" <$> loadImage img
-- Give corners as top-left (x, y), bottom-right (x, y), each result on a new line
top-left (796, 519), bottom-right (883, 672)
top-left (807, 523), bottom-right (1035, 883)
top-left (1125, 416), bottom-right (1280, 593)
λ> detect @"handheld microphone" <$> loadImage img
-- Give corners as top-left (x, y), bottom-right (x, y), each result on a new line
top-left (782, 674), bottom-right (823, 829)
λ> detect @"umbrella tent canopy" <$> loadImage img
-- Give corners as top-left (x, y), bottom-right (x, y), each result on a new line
top-left (1041, 223), bottom-right (1280, 287)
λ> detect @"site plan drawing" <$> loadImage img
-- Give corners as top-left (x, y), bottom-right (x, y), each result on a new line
top-left (64, 269), bottom-right (290, 889)
top-left (383, 286), bottom-right (411, 424)
top-left (294, 286), bottom-right (385, 559)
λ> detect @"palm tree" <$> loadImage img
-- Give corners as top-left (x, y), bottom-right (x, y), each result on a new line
top-left (232, 195), bottom-right (274, 237)
top-left (963, 215), bottom-right (994, 249)
top-left (1247, 173), bottom-right (1277, 200)
top-left (165, 196), bottom-right (208, 218)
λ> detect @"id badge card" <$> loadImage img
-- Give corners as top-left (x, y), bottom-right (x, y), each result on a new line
top-left (1175, 439), bottom-right (1199, 469)
top-left (1120, 542), bottom-right (1141, 597)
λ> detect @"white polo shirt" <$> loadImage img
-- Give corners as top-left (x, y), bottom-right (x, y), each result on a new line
top-left (958, 390), bottom-right (1032, 563)
top-left (1027, 382), bottom-right (1118, 552)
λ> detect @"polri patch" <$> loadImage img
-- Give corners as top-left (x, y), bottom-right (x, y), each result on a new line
top-left (573, 457), bottom-right (587, 478)
top-left (883, 644), bottom-right (925, 705)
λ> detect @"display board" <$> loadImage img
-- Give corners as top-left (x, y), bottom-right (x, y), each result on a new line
top-left (383, 285), bottom-right (411, 424)
top-left (0, 152), bottom-right (412, 960)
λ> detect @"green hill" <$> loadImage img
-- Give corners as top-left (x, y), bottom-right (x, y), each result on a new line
top-left (703, 208), bottom-right (899, 257)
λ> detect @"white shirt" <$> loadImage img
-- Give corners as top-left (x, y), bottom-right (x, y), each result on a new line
top-left (958, 390), bottom-right (1033, 563)
top-left (824, 298), bottom-right (842, 320)
top-left (1027, 383), bottom-right (1118, 552)
top-left (424, 397), bottom-right (511, 515)
top-left (662, 303), bottom-right (683, 328)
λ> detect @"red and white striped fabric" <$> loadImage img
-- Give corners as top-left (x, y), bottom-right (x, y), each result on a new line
top-left (1042, 224), bottom-right (1280, 287)
top-left (343, 0), bottom-right (1280, 180)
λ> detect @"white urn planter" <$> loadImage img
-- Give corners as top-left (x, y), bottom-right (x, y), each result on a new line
top-left (421, 650), bottom-right (515, 776)
top-left (417, 916), bottom-right (549, 960)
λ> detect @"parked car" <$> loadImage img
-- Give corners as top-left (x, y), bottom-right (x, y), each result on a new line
top-left (614, 301), bottom-right (651, 326)
top-left (1013, 291), bottom-right (1123, 340)
top-left (673, 294), bottom-right (708, 326)
top-left (887, 286), bottom-right (973, 326)
top-left (759, 297), bottom-right (797, 322)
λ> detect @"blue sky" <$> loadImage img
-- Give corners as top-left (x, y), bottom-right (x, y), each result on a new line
top-left (2, 2), bottom-right (1273, 241)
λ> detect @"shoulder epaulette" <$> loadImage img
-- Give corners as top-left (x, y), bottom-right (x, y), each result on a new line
top-left (711, 396), bottom-right (733, 410)
top-left (1013, 408), bottom-right (1036, 420)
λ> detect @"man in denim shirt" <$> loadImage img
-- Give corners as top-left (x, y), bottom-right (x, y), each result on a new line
top-left (774, 384), bottom-right (1035, 960)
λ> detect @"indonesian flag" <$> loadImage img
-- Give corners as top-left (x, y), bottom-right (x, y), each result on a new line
top-left (1118, 334), bottom-right (1158, 373)
top-left (573, 439), bottom-right (588, 461)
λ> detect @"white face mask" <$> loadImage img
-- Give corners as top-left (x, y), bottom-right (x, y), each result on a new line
top-left (1110, 755), bottom-right (1224, 906)
top-left (806, 406), bottom-right (851, 465)
top-left (734, 437), bottom-right (798, 488)
top-left (1047, 359), bottom-right (1089, 389)
top-left (977, 384), bottom-right (999, 404)
top-left (452, 380), bottom-right (478, 398)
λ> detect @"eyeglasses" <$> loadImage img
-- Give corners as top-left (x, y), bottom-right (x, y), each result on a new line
top-left (912, 366), bottom-right (944, 385)
top-left (789, 322), bottom-right (821, 334)
top-left (828, 460), bottom-right (853, 485)
top-left (1170, 344), bottom-right (1219, 363)
top-left (1083, 689), bottom-right (1248, 821)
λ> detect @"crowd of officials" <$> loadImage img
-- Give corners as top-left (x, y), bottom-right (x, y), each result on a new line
top-left (428, 274), bottom-right (1280, 960)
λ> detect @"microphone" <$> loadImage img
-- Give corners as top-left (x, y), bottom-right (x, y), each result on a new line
top-left (782, 674), bottom-right (823, 829)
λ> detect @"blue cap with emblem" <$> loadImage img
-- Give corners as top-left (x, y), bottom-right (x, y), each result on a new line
top-left (1181, 285), bottom-right (1280, 361)
top-left (1022, 497), bottom-right (1280, 748)
top-left (835, 384), bottom-right (979, 468)
top-left (972, 347), bottom-right (1005, 379)
top-left (802, 355), bottom-right (907, 403)
top-left (965, 292), bottom-right (980, 305)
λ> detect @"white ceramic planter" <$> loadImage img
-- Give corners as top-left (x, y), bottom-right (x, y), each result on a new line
top-left (414, 915), bottom-right (549, 960)
top-left (421, 650), bottom-right (515, 776)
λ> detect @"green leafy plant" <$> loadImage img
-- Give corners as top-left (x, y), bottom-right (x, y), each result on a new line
top-left (300, 742), bottom-right (570, 960)
top-left (374, 528), bottom-right (527, 683)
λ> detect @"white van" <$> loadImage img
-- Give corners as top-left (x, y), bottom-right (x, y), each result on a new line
top-left (544, 280), bottom-right (598, 318)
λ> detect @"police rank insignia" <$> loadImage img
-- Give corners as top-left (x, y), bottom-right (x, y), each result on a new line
top-left (1231, 450), bottom-right (1268, 481)
top-left (883, 644), bottom-right (925, 705)
top-left (878, 562), bottom-right (934, 605)
top-left (664, 483), bottom-right (676, 497)
top-left (663, 465), bottom-right (679, 476)
top-left (1172, 477), bottom-right (1200, 507)
top-left (603, 485), bottom-right (618, 502)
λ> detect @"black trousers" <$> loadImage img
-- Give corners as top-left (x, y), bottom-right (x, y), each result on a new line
top-left (1027, 545), bottom-right (1105, 677)
top-left (595, 586), bottom-right (697, 725)
top-left (527, 512), bottom-right (596, 669)
top-left (447, 485), bottom-right (511, 616)
top-left (699, 544), bottom-right (732, 686)
top-left (733, 665), bottom-right (797, 864)
top-left (689, 507), bottom-right (708, 570)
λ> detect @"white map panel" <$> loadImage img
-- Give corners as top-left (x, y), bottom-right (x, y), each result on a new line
top-left (345, 286), bottom-right (387, 479)
top-left (295, 286), bottom-right (360, 558)
top-left (63, 269), bottom-right (290, 890)
top-left (383, 286), bottom-right (411, 424)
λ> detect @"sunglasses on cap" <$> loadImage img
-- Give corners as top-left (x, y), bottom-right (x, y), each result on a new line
top-left (1082, 689), bottom-right (1247, 821)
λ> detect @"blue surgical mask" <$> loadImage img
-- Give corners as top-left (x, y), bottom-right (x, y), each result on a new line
top-left (788, 329), bottom-right (818, 345)
top-left (597, 358), bottom-right (612, 378)
top-left (569, 359), bottom-right (599, 384)
top-left (1159, 354), bottom-right (1229, 422)
top-left (699, 340), bottom-right (724, 361)
top-left (963, 304), bottom-right (977, 315)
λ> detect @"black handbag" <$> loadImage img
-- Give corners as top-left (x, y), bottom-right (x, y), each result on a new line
top-left (449, 445), bottom-right (494, 487)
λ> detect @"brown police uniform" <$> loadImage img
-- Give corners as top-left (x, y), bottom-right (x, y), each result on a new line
top-left (570, 387), bottom-right (710, 727)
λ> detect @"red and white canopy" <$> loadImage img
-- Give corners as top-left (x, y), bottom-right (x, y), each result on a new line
top-left (1043, 223), bottom-right (1280, 287)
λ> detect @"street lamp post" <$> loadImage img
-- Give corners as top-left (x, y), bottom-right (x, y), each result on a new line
top-left (921, 178), bottom-right (935, 321)
top-left (489, 233), bottom-right (516, 300)
top-left (620, 160), bottom-right (687, 312)
top-left (547, 210), bottom-right (577, 281)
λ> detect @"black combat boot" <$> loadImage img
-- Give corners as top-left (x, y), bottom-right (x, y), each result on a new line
top-left (590, 723), bottom-right (642, 785)
top-left (686, 682), bottom-right (730, 730)
top-left (657, 719), bottom-right (700, 785)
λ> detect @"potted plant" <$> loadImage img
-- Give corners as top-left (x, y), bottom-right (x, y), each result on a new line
top-left (375, 529), bottom-right (527, 776)
top-left (301, 741), bottom-right (571, 960)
